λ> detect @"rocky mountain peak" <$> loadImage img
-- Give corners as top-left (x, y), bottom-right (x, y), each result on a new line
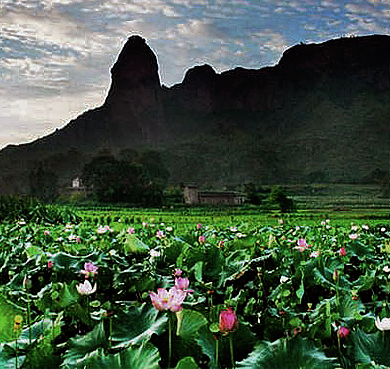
top-left (106, 35), bottom-right (160, 98)
top-left (278, 34), bottom-right (390, 77)
top-left (102, 35), bottom-right (165, 144)
top-left (181, 64), bottom-right (217, 87)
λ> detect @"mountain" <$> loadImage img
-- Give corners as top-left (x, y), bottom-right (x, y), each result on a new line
top-left (1, 34), bottom-right (389, 194)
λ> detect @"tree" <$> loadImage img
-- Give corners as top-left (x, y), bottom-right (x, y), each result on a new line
top-left (81, 151), bottom-right (169, 205)
top-left (268, 186), bottom-right (295, 213)
top-left (139, 150), bottom-right (169, 188)
top-left (29, 163), bottom-right (59, 202)
top-left (243, 183), bottom-right (269, 205)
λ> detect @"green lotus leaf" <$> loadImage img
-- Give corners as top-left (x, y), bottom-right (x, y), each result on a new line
top-left (25, 245), bottom-right (45, 259)
top-left (237, 336), bottom-right (338, 369)
top-left (62, 342), bottom-right (160, 369)
top-left (21, 315), bottom-right (63, 369)
top-left (176, 309), bottom-right (208, 340)
top-left (0, 294), bottom-right (25, 343)
top-left (110, 303), bottom-right (168, 349)
top-left (123, 235), bottom-right (150, 254)
top-left (353, 328), bottom-right (390, 366)
top-left (174, 356), bottom-right (200, 369)
top-left (0, 345), bottom-right (25, 369)
top-left (36, 281), bottom-right (80, 312)
top-left (0, 316), bottom-right (62, 369)
top-left (61, 322), bottom-right (108, 368)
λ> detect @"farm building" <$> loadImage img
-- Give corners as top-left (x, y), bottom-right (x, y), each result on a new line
top-left (60, 177), bottom-right (92, 198)
top-left (183, 185), bottom-right (245, 205)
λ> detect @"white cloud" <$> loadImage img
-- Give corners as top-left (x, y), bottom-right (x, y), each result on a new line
top-left (170, 0), bottom-right (208, 6)
top-left (1, 11), bottom-right (109, 57)
top-left (96, 0), bottom-right (180, 17)
top-left (344, 1), bottom-right (390, 34)
top-left (175, 19), bottom-right (213, 37)
top-left (252, 30), bottom-right (290, 54)
top-left (0, 87), bottom-right (106, 148)
top-left (382, 9), bottom-right (390, 17)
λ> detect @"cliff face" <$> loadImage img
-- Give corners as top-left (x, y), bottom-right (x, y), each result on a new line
top-left (104, 35), bottom-right (166, 144)
top-left (0, 34), bottom-right (389, 193)
top-left (172, 35), bottom-right (390, 112)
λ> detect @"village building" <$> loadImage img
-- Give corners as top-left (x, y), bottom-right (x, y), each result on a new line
top-left (183, 185), bottom-right (245, 205)
top-left (60, 177), bottom-right (92, 198)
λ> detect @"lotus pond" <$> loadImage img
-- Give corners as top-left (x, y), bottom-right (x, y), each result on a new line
top-left (1, 213), bottom-right (390, 368)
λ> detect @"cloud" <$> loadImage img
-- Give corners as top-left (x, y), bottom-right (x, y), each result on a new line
top-left (252, 30), bottom-right (290, 54)
top-left (96, 0), bottom-right (180, 17)
top-left (0, 5), bottom-right (114, 98)
top-left (344, 1), bottom-right (390, 34)
top-left (0, 87), bottom-right (107, 148)
top-left (174, 19), bottom-right (218, 38)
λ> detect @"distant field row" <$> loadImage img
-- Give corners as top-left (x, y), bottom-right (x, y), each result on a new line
top-left (72, 184), bottom-right (389, 228)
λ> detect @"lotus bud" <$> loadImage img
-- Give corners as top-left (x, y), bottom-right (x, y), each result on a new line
top-left (219, 307), bottom-right (238, 334)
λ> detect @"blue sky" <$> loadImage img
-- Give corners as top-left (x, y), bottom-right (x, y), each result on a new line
top-left (1, 0), bottom-right (389, 148)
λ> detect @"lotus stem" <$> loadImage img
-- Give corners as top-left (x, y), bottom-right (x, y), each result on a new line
top-left (26, 291), bottom-right (32, 345)
top-left (15, 336), bottom-right (18, 369)
top-left (168, 314), bottom-right (172, 369)
top-left (229, 333), bottom-right (235, 369)
top-left (337, 334), bottom-right (342, 362)
top-left (215, 337), bottom-right (219, 368)
top-left (109, 314), bottom-right (113, 350)
top-left (87, 296), bottom-right (91, 328)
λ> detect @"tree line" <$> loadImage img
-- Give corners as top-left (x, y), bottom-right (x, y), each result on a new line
top-left (28, 149), bottom-right (169, 206)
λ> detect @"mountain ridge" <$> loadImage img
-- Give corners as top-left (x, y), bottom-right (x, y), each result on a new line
top-left (1, 34), bottom-right (389, 194)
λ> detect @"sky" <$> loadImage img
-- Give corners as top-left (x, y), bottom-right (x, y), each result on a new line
top-left (1, 0), bottom-right (389, 149)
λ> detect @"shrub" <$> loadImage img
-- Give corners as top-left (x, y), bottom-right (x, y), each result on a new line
top-left (0, 196), bottom-right (81, 224)
top-left (268, 186), bottom-right (295, 213)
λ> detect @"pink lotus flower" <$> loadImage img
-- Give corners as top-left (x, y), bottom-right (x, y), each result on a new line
top-left (150, 286), bottom-right (186, 312)
top-left (76, 280), bottom-right (97, 295)
top-left (44, 230), bottom-right (51, 236)
top-left (96, 225), bottom-right (113, 234)
top-left (47, 261), bottom-right (54, 269)
top-left (219, 307), bottom-right (238, 334)
top-left (150, 288), bottom-right (171, 311)
top-left (80, 262), bottom-right (98, 279)
top-left (168, 288), bottom-right (187, 312)
top-left (156, 230), bottom-right (165, 239)
top-left (337, 326), bottom-right (350, 339)
top-left (175, 277), bottom-right (190, 291)
top-left (310, 251), bottom-right (320, 258)
top-left (339, 247), bottom-right (347, 256)
top-left (296, 238), bottom-right (309, 252)
top-left (198, 235), bottom-right (206, 244)
top-left (196, 223), bottom-right (202, 229)
top-left (174, 268), bottom-right (182, 277)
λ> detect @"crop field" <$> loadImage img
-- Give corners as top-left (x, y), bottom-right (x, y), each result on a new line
top-left (76, 183), bottom-right (390, 229)
top-left (0, 191), bottom-right (390, 368)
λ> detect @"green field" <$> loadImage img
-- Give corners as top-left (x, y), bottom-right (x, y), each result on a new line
top-left (74, 184), bottom-right (390, 229)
